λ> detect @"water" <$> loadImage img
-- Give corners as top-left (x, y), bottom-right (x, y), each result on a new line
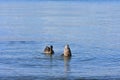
top-left (0, 1), bottom-right (120, 80)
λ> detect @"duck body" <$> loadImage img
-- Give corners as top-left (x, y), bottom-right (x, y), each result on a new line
top-left (44, 45), bottom-right (54, 54)
top-left (63, 44), bottom-right (72, 57)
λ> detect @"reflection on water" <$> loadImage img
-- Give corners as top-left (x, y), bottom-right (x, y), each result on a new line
top-left (63, 56), bottom-right (71, 80)
top-left (44, 53), bottom-right (53, 68)
top-left (63, 56), bottom-right (71, 73)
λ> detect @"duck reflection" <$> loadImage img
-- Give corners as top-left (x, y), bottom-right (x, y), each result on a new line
top-left (44, 53), bottom-right (53, 68)
top-left (63, 56), bottom-right (71, 73)
top-left (44, 53), bottom-right (53, 57)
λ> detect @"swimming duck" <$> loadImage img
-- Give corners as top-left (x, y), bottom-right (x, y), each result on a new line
top-left (44, 45), bottom-right (54, 54)
top-left (63, 44), bottom-right (72, 57)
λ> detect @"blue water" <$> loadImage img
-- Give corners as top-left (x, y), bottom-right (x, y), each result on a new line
top-left (0, 1), bottom-right (120, 80)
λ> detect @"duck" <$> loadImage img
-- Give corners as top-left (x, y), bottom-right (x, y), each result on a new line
top-left (62, 44), bottom-right (72, 57)
top-left (44, 45), bottom-right (54, 54)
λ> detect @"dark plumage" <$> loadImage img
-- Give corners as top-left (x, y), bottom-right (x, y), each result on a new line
top-left (44, 45), bottom-right (54, 54)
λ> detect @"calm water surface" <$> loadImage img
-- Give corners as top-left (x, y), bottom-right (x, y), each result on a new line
top-left (0, 1), bottom-right (120, 80)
